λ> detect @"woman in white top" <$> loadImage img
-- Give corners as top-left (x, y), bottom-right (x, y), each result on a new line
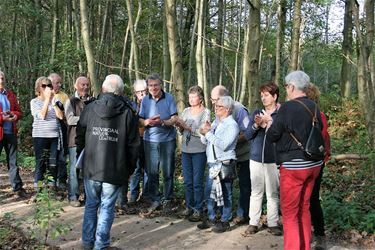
top-left (30, 76), bottom-right (63, 188)
top-left (176, 86), bottom-right (210, 222)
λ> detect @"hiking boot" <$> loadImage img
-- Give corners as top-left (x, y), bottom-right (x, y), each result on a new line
top-left (232, 216), bottom-right (249, 226)
top-left (314, 235), bottom-right (327, 250)
top-left (212, 221), bottom-right (230, 233)
top-left (147, 201), bottom-right (160, 213)
top-left (162, 200), bottom-right (173, 213)
top-left (181, 208), bottom-right (193, 217)
top-left (188, 211), bottom-right (201, 222)
top-left (244, 225), bottom-right (258, 235)
top-left (69, 200), bottom-right (81, 207)
top-left (268, 226), bottom-right (283, 236)
top-left (16, 188), bottom-right (29, 199)
top-left (197, 219), bottom-right (215, 230)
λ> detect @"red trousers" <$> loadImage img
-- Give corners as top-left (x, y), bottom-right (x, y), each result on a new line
top-left (280, 166), bottom-right (321, 250)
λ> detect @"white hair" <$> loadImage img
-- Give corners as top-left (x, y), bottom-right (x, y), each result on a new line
top-left (218, 95), bottom-right (234, 111)
top-left (285, 70), bottom-right (310, 92)
top-left (133, 79), bottom-right (147, 90)
top-left (102, 74), bottom-right (124, 95)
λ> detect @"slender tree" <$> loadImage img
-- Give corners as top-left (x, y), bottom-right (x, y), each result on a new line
top-left (165, 0), bottom-right (185, 112)
top-left (289, 0), bottom-right (302, 71)
top-left (275, 0), bottom-right (287, 85)
top-left (341, 0), bottom-right (354, 97)
top-left (80, 0), bottom-right (99, 95)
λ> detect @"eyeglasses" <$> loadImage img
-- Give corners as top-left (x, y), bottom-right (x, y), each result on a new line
top-left (135, 89), bottom-right (147, 95)
top-left (215, 104), bottom-right (225, 109)
top-left (210, 97), bottom-right (219, 103)
top-left (41, 84), bottom-right (53, 89)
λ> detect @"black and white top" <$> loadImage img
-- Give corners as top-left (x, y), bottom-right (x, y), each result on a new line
top-left (30, 97), bottom-right (60, 138)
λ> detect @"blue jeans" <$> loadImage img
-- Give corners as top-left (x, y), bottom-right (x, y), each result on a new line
top-left (129, 140), bottom-right (148, 200)
top-left (144, 140), bottom-right (176, 202)
top-left (236, 160), bottom-right (251, 219)
top-left (0, 134), bottom-right (23, 191)
top-left (33, 137), bottom-right (58, 187)
top-left (68, 147), bottom-right (80, 201)
top-left (116, 180), bottom-right (129, 208)
top-left (182, 152), bottom-right (206, 212)
top-left (82, 179), bottom-right (121, 250)
top-left (206, 164), bottom-right (233, 222)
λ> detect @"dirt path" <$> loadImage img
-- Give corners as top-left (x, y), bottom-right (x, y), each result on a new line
top-left (0, 167), bottom-right (367, 250)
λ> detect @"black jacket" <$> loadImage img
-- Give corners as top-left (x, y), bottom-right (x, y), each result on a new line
top-left (76, 93), bottom-right (140, 185)
top-left (266, 96), bottom-right (323, 164)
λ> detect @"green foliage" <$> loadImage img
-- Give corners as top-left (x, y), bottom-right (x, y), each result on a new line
top-left (29, 175), bottom-right (70, 245)
top-left (321, 98), bottom-right (375, 235)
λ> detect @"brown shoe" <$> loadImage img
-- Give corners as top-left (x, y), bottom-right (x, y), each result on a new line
top-left (268, 226), bottom-right (283, 236)
top-left (16, 188), bottom-right (29, 199)
top-left (232, 216), bottom-right (249, 225)
top-left (244, 225), bottom-right (258, 235)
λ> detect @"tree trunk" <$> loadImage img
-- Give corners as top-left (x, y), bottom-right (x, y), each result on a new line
top-left (275, 0), bottom-right (286, 85)
top-left (195, 0), bottom-right (205, 90)
top-left (126, 0), bottom-right (140, 81)
top-left (289, 0), bottom-right (302, 71)
top-left (50, 0), bottom-right (59, 66)
top-left (239, 17), bottom-right (250, 104)
top-left (341, 0), bottom-right (354, 97)
top-left (247, 0), bottom-right (261, 109)
top-left (165, 0), bottom-right (185, 113)
top-left (233, 0), bottom-right (242, 100)
top-left (212, 0), bottom-right (224, 86)
top-left (187, 0), bottom-right (200, 88)
top-left (80, 0), bottom-right (99, 95)
top-left (72, 0), bottom-right (83, 72)
top-left (353, 0), bottom-right (375, 146)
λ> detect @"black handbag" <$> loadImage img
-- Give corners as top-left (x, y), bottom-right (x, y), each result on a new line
top-left (212, 144), bottom-right (237, 180)
top-left (289, 99), bottom-right (325, 161)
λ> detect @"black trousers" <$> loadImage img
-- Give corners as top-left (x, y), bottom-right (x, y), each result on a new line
top-left (310, 163), bottom-right (325, 236)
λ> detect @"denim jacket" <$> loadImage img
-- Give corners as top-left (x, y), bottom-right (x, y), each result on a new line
top-left (201, 115), bottom-right (239, 163)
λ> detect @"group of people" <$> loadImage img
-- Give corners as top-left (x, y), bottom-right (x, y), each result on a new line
top-left (0, 69), bottom-right (330, 250)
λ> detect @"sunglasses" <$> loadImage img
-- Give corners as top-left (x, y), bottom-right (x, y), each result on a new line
top-left (41, 84), bottom-right (53, 89)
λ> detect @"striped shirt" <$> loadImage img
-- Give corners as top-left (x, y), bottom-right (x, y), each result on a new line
top-left (281, 158), bottom-right (323, 170)
top-left (30, 98), bottom-right (59, 138)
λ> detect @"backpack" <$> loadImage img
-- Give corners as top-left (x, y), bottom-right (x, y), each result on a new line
top-left (289, 99), bottom-right (325, 161)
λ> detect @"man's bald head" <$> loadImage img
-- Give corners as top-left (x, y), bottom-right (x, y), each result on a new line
top-left (210, 85), bottom-right (229, 104)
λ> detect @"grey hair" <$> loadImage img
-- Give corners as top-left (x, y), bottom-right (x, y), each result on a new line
top-left (133, 79), bottom-right (147, 90)
top-left (285, 70), bottom-right (310, 92)
top-left (218, 95), bottom-right (234, 111)
top-left (145, 73), bottom-right (163, 86)
top-left (0, 71), bottom-right (5, 79)
top-left (102, 74), bottom-right (124, 95)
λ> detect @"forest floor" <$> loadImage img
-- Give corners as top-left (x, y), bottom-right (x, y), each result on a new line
top-left (0, 165), bottom-right (373, 250)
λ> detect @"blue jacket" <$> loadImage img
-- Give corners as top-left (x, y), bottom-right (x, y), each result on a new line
top-left (245, 108), bottom-right (278, 163)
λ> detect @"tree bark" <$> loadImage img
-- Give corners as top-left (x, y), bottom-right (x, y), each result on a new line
top-left (126, 0), bottom-right (140, 81)
top-left (187, 0), bottom-right (199, 89)
top-left (353, 0), bottom-right (375, 146)
top-left (80, 0), bottom-right (99, 95)
top-left (247, 0), bottom-right (261, 109)
top-left (341, 0), bottom-right (354, 97)
top-left (72, 0), bottom-right (83, 73)
top-left (50, 0), bottom-right (59, 66)
top-left (165, 0), bottom-right (185, 113)
top-left (289, 0), bottom-right (302, 71)
top-left (275, 0), bottom-right (286, 85)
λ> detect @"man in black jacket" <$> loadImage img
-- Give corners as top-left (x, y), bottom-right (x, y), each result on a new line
top-left (76, 74), bottom-right (140, 250)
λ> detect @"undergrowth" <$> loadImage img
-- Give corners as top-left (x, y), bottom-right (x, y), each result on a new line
top-left (320, 96), bottom-right (375, 235)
